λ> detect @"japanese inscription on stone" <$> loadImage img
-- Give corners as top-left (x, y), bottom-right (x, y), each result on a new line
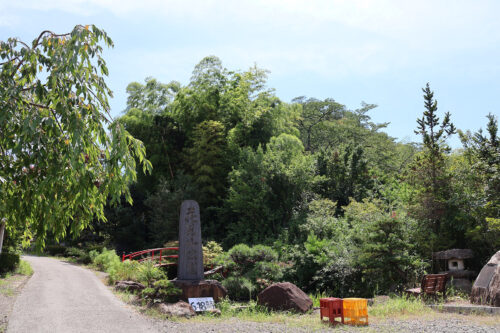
top-left (178, 200), bottom-right (204, 280)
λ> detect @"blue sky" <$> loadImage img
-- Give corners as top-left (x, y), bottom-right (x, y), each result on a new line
top-left (1, 0), bottom-right (499, 147)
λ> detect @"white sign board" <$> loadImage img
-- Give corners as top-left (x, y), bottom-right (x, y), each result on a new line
top-left (188, 297), bottom-right (215, 312)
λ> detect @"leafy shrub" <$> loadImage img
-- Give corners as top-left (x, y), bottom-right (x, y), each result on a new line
top-left (141, 278), bottom-right (181, 303)
top-left (137, 260), bottom-right (166, 287)
top-left (45, 244), bottom-right (67, 256)
top-left (0, 252), bottom-right (20, 274)
top-left (203, 241), bottom-right (223, 267)
top-left (91, 248), bottom-right (121, 272)
top-left (89, 249), bottom-right (100, 262)
top-left (227, 244), bottom-right (253, 265)
top-left (107, 260), bottom-right (140, 284)
top-left (252, 245), bottom-right (278, 262)
top-left (222, 276), bottom-right (256, 301)
top-left (216, 244), bottom-right (282, 300)
top-left (65, 247), bottom-right (91, 264)
top-left (83, 243), bottom-right (105, 254)
top-left (283, 233), bottom-right (361, 297)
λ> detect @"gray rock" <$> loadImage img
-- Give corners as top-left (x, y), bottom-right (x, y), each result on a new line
top-left (206, 308), bottom-right (221, 316)
top-left (114, 280), bottom-right (145, 292)
top-left (155, 301), bottom-right (196, 318)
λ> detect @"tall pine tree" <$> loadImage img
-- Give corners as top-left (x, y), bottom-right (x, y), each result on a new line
top-left (411, 83), bottom-right (456, 239)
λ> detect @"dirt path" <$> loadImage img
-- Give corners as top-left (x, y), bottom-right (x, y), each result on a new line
top-left (7, 256), bottom-right (161, 333)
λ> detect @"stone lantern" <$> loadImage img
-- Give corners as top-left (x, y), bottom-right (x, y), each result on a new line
top-left (432, 249), bottom-right (475, 293)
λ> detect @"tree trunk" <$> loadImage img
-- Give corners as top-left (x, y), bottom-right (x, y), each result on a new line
top-left (0, 221), bottom-right (5, 254)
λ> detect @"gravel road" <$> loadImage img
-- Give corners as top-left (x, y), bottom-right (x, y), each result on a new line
top-left (7, 256), bottom-right (161, 333)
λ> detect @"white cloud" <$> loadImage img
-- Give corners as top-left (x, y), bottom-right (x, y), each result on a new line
top-left (3, 0), bottom-right (500, 79)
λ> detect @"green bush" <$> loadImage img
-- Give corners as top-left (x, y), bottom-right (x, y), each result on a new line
top-left (137, 260), bottom-right (166, 287)
top-left (227, 244), bottom-right (254, 265)
top-left (141, 278), bottom-right (181, 303)
top-left (65, 247), bottom-right (91, 264)
top-left (91, 248), bottom-right (121, 272)
top-left (107, 260), bottom-right (140, 284)
top-left (203, 241), bottom-right (223, 267)
top-left (216, 244), bottom-right (282, 300)
top-left (83, 243), bottom-right (105, 254)
top-left (252, 245), bottom-right (278, 262)
top-left (0, 252), bottom-right (20, 274)
top-left (222, 276), bottom-right (256, 301)
top-left (45, 244), bottom-right (67, 256)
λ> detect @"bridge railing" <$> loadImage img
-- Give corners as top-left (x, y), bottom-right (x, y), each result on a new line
top-left (122, 247), bottom-right (179, 266)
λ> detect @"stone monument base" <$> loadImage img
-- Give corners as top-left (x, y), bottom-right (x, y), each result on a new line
top-left (172, 279), bottom-right (227, 302)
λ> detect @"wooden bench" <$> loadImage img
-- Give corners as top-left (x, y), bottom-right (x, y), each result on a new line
top-left (406, 274), bottom-right (448, 299)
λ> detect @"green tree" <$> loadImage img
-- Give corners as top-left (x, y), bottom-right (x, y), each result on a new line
top-left (0, 25), bottom-right (151, 252)
top-left (316, 145), bottom-right (373, 213)
top-left (345, 199), bottom-right (426, 293)
top-left (459, 114), bottom-right (500, 252)
top-left (125, 77), bottom-right (180, 114)
top-left (282, 199), bottom-right (358, 296)
top-left (225, 134), bottom-right (316, 245)
top-left (294, 97), bottom-right (345, 152)
top-left (185, 120), bottom-right (228, 205)
top-left (411, 83), bottom-right (456, 236)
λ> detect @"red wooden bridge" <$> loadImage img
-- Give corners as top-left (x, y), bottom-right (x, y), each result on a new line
top-left (122, 247), bottom-right (178, 267)
top-left (122, 247), bottom-right (225, 276)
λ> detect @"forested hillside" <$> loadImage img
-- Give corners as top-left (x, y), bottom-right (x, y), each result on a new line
top-left (68, 56), bottom-right (500, 296)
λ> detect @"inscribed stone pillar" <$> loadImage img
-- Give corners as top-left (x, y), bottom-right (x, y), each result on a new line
top-left (178, 200), bottom-right (204, 281)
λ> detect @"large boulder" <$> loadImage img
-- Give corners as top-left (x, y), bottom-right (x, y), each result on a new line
top-left (471, 251), bottom-right (500, 307)
top-left (172, 279), bottom-right (227, 302)
top-left (154, 301), bottom-right (196, 318)
top-left (257, 282), bottom-right (313, 313)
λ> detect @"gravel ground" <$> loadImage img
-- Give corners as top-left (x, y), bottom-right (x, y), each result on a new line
top-left (0, 273), bottom-right (30, 332)
top-left (149, 316), bottom-right (500, 333)
top-left (371, 318), bottom-right (500, 333)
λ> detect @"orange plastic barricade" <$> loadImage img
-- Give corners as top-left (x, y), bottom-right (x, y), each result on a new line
top-left (319, 298), bottom-right (343, 324)
top-left (342, 298), bottom-right (368, 326)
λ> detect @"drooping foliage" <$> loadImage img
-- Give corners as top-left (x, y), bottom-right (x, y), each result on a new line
top-left (0, 26), bottom-right (151, 252)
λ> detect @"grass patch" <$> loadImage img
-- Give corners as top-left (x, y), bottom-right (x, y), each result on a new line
top-left (16, 260), bottom-right (33, 276)
top-left (0, 260), bottom-right (33, 296)
top-left (309, 292), bottom-right (328, 308)
top-left (369, 296), bottom-right (428, 318)
top-left (179, 299), bottom-right (329, 330)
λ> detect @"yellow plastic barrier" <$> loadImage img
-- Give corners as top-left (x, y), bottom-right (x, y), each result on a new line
top-left (342, 298), bottom-right (368, 326)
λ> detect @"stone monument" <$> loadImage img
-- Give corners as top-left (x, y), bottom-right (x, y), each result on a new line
top-left (178, 200), bottom-right (204, 280)
top-left (172, 200), bottom-right (226, 302)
